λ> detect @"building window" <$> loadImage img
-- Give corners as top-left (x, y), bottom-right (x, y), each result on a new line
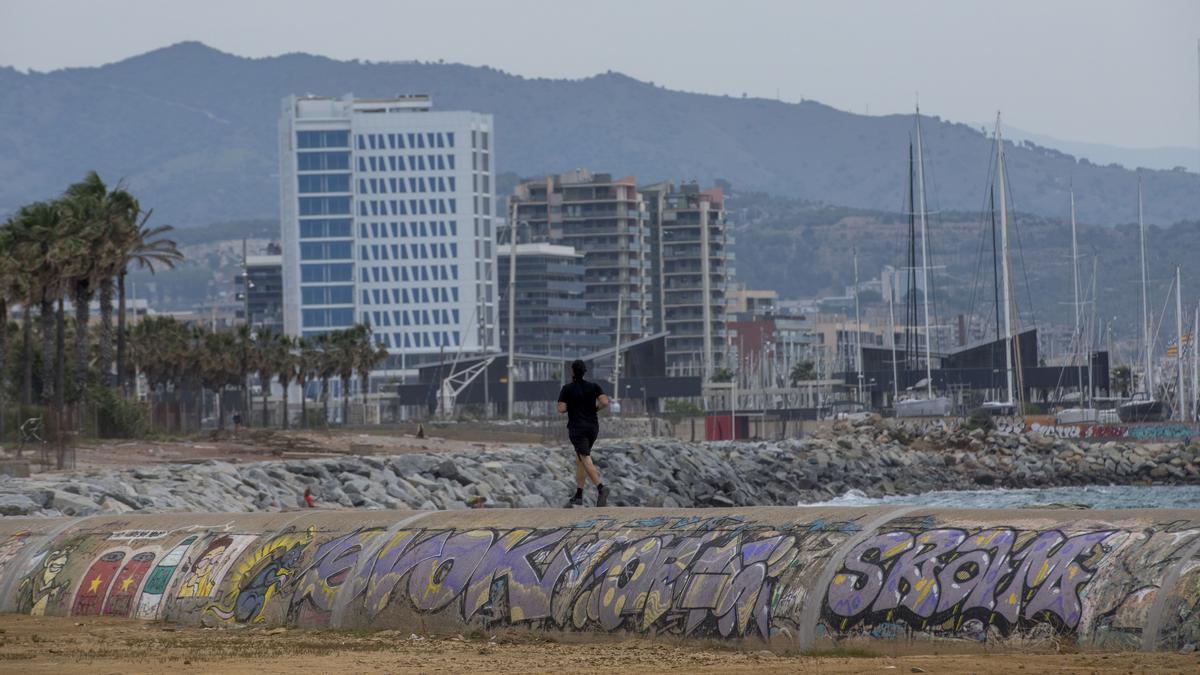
top-left (299, 218), bottom-right (352, 238)
top-left (301, 285), bottom-right (354, 305)
top-left (302, 307), bottom-right (354, 328)
top-left (297, 130), bottom-right (350, 149)
top-left (298, 173), bottom-right (351, 193)
top-left (297, 151), bottom-right (350, 171)
top-left (300, 241), bottom-right (352, 260)
top-left (299, 196), bottom-right (352, 216)
top-left (300, 263), bottom-right (353, 283)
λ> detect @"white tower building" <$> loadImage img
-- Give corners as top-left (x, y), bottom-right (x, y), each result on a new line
top-left (279, 95), bottom-right (497, 377)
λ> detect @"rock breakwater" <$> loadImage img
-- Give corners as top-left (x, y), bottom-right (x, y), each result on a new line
top-left (1, 420), bottom-right (1197, 517)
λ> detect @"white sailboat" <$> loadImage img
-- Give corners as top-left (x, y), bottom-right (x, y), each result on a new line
top-left (982, 114), bottom-right (1019, 417)
top-left (896, 106), bottom-right (952, 417)
top-left (1056, 189), bottom-right (1100, 424)
top-left (1118, 178), bottom-right (1170, 422)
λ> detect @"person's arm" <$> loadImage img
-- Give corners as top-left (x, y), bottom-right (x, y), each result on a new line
top-left (557, 385), bottom-right (568, 414)
top-left (557, 402), bottom-right (568, 414)
top-left (596, 394), bottom-right (610, 410)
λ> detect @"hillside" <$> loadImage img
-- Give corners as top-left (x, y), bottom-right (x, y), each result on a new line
top-left (729, 187), bottom-right (1200, 344)
top-left (1, 41), bottom-right (1197, 227)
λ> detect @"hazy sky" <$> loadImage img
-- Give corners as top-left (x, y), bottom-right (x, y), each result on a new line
top-left (2, 0), bottom-right (1197, 149)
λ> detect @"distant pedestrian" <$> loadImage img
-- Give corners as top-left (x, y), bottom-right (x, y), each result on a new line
top-left (232, 413), bottom-right (243, 435)
top-left (303, 487), bottom-right (316, 508)
top-left (557, 359), bottom-right (610, 507)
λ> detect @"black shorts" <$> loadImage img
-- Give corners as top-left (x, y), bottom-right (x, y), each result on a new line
top-left (569, 426), bottom-right (599, 456)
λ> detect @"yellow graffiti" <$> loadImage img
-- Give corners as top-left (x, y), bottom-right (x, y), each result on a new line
top-left (207, 527), bottom-right (315, 624)
top-left (88, 575), bottom-right (103, 593)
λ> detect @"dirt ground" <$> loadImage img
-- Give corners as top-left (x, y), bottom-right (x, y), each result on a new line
top-left (0, 615), bottom-right (1194, 674)
top-left (50, 424), bottom-right (545, 471)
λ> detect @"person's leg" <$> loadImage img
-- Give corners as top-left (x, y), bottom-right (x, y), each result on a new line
top-left (567, 431), bottom-right (588, 506)
top-left (575, 454), bottom-right (587, 490)
top-left (579, 454), bottom-right (601, 486)
top-left (588, 427), bottom-right (610, 506)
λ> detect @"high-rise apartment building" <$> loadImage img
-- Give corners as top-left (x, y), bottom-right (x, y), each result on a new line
top-left (509, 170), bottom-right (652, 341)
top-left (279, 95), bottom-right (497, 374)
top-left (642, 182), bottom-right (734, 376)
top-left (497, 243), bottom-right (608, 358)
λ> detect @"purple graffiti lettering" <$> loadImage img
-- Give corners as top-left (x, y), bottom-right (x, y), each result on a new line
top-left (462, 528), bottom-right (572, 623)
top-left (1019, 530), bottom-right (1113, 627)
top-left (874, 529), bottom-right (965, 618)
top-left (407, 530), bottom-right (494, 613)
top-left (826, 531), bottom-right (912, 618)
top-left (823, 527), bottom-right (1116, 637)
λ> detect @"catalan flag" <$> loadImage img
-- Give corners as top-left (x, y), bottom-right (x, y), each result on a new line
top-left (1167, 331), bottom-right (1194, 358)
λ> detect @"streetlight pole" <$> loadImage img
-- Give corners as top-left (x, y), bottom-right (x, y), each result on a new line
top-left (505, 221), bottom-right (525, 421)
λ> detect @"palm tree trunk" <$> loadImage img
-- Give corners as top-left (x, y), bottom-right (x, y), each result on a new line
top-left (300, 377), bottom-right (308, 428)
top-left (281, 380), bottom-right (290, 430)
top-left (54, 298), bottom-right (65, 415)
top-left (341, 375), bottom-right (350, 425)
top-left (217, 387), bottom-right (226, 431)
top-left (261, 377), bottom-right (270, 427)
top-left (22, 306), bottom-right (33, 406)
top-left (321, 376), bottom-right (329, 426)
top-left (0, 297), bottom-right (7, 442)
top-left (116, 270), bottom-right (128, 395)
top-left (39, 298), bottom-right (55, 405)
top-left (98, 276), bottom-right (114, 388)
top-left (73, 281), bottom-right (91, 412)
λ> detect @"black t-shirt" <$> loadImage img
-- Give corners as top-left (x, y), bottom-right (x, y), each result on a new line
top-left (557, 379), bottom-right (605, 429)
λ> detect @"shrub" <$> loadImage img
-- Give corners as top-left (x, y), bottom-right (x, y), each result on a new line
top-left (91, 386), bottom-right (149, 439)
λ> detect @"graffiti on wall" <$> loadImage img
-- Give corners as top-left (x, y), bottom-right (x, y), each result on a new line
top-left (135, 535), bottom-right (198, 620)
top-left (175, 534), bottom-right (256, 599)
top-left (0, 531), bottom-right (31, 576)
top-left (12, 514), bottom-right (1197, 647)
top-left (17, 546), bottom-right (73, 616)
top-left (207, 527), bottom-right (315, 624)
top-left (998, 420), bottom-right (1197, 443)
top-left (822, 527), bottom-right (1120, 639)
top-left (336, 520), bottom-right (822, 639)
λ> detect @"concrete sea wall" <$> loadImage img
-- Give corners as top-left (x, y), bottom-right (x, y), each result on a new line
top-left (0, 507), bottom-right (1198, 652)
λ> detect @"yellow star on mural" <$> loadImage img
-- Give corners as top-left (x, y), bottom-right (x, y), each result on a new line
top-left (88, 575), bottom-right (103, 593)
top-left (120, 576), bottom-right (136, 592)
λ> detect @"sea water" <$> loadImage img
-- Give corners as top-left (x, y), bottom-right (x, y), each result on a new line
top-left (800, 485), bottom-right (1200, 510)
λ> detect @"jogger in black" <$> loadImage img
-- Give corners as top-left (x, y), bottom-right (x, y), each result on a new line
top-left (557, 359), bottom-right (610, 506)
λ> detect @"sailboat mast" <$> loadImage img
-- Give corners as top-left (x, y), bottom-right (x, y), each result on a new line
top-left (1090, 256), bottom-right (1098, 406)
top-left (1193, 301), bottom-right (1199, 422)
top-left (1070, 190), bottom-right (1083, 402)
top-left (889, 286), bottom-right (899, 401)
top-left (915, 107), bottom-right (934, 397)
top-left (996, 114), bottom-right (1016, 407)
top-left (906, 143), bottom-right (918, 373)
top-left (1176, 266), bottom-right (1184, 420)
top-left (853, 247), bottom-right (864, 405)
top-left (1139, 178), bottom-right (1152, 394)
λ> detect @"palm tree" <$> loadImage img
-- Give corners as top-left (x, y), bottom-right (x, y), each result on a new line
top-left (199, 330), bottom-right (240, 431)
top-left (130, 316), bottom-right (191, 432)
top-left (330, 326), bottom-right (370, 425)
top-left (294, 337), bottom-right (319, 428)
top-left (252, 328), bottom-right (280, 427)
top-left (353, 330), bottom-right (389, 404)
top-left (315, 333), bottom-right (338, 427)
top-left (113, 201), bottom-right (181, 394)
top-left (0, 221), bottom-right (22, 440)
top-left (233, 324), bottom-right (254, 427)
top-left (10, 202), bottom-right (73, 406)
top-left (274, 334), bottom-right (297, 430)
top-left (62, 172), bottom-right (118, 400)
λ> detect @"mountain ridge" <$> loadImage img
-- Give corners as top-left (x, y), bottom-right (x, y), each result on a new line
top-left (1, 41), bottom-right (1197, 227)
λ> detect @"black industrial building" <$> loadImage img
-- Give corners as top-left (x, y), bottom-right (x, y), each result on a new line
top-left (845, 328), bottom-right (1110, 410)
